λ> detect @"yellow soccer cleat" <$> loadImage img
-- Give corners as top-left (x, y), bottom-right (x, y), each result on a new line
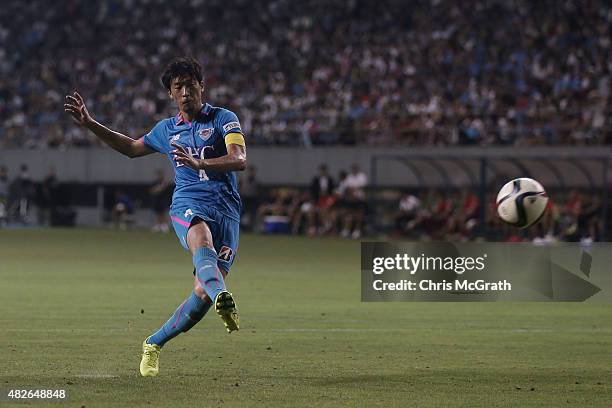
top-left (139, 338), bottom-right (161, 377)
top-left (215, 291), bottom-right (240, 333)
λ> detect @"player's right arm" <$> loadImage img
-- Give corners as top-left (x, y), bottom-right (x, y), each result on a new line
top-left (64, 91), bottom-right (154, 158)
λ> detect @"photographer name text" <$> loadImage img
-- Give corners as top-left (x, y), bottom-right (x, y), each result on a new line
top-left (372, 279), bottom-right (511, 291)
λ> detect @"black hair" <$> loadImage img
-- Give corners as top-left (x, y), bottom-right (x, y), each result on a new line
top-left (160, 56), bottom-right (203, 90)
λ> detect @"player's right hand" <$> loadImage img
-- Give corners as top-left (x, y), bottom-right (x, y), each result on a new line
top-left (64, 91), bottom-right (93, 127)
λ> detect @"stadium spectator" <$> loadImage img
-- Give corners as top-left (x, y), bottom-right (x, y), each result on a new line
top-left (404, 190), bottom-right (453, 239)
top-left (37, 167), bottom-right (59, 226)
top-left (310, 164), bottom-right (336, 235)
top-left (289, 191), bottom-right (316, 236)
top-left (310, 165), bottom-right (335, 202)
top-left (239, 166), bottom-right (260, 231)
top-left (577, 194), bottom-right (602, 241)
top-left (565, 190), bottom-right (583, 218)
top-left (0, 166), bottom-right (8, 226)
top-left (341, 164), bottom-right (368, 239)
top-left (255, 188), bottom-right (296, 233)
top-left (325, 169), bottom-right (349, 235)
top-left (112, 190), bottom-right (135, 230)
top-left (538, 198), bottom-right (558, 239)
top-left (8, 164), bottom-right (35, 224)
top-left (149, 169), bottom-right (171, 232)
top-left (393, 192), bottom-right (421, 237)
top-left (445, 189), bottom-right (480, 239)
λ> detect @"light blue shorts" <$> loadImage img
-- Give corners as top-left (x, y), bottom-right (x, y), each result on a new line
top-left (170, 203), bottom-right (239, 273)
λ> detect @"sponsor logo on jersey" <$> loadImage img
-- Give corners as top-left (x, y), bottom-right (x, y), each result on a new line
top-left (218, 245), bottom-right (234, 262)
top-left (184, 209), bottom-right (193, 218)
top-left (198, 127), bottom-right (214, 141)
top-left (171, 134), bottom-right (181, 142)
top-left (222, 121), bottom-right (241, 133)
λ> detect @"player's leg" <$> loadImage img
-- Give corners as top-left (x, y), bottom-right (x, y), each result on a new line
top-left (140, 275), bottom-right (217, 377)
top-left (140, 216), bottom-right (216, 377)
top-left (146, 281), bottom-right (213, 346)
top-left (188, 219), bottom-right (227, 300)
top-left (188, 219), bottom-right (239, 333)
top-left (140, 278), bottom-right (213, 377)
top-left (144, 219), bottom-right (222, 344)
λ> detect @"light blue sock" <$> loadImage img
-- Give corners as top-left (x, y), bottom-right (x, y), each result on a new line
top-left (148, 291), bottom-right (212, 347)
top-left (193, 247), bottom-right (226, 302)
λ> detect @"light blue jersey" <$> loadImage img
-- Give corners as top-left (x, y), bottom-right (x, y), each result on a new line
top-left (143, 103), bottom-right (243, 221)
top-left (143, 103), bottom-right (243, 270)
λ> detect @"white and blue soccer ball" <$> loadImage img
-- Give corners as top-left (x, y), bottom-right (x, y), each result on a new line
top-left (496, 178), bottom-right (548, 229)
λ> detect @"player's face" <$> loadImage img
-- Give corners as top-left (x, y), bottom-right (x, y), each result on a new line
top-left (169, 76), bottom-right (203, 113)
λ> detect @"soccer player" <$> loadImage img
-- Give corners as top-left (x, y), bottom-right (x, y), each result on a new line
top-left (64, 57), bottom-right (245, 377)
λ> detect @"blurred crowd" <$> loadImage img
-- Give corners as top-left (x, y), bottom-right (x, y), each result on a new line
top-left (390, 188), bottom-right (603, 243)
top-left (242, 164), bottom-right (369, 239)
top-left (0, 0), bottom-right (610, 148)
top-left (239, 165), bottom-right (605, 242)
top-left (0, 164), bottom-right (73, 226)
top-left (0, 162), bottom-right (604, 242)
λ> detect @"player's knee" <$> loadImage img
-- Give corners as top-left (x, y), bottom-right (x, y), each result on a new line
top-left (193, 283), bottom-right (211, 301)
top-left (187, 220), bottom-right (215, 252)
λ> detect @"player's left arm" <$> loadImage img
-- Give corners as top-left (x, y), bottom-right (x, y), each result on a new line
top-left (202, 139), bottom-right (247, 172)
top-left (172, 109), bottom-right (247, 172)
top-left (172, 138), bottom-right (247, 172)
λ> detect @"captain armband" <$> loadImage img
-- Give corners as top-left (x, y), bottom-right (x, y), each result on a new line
top-left (224, 132), bottom-right (245, 147)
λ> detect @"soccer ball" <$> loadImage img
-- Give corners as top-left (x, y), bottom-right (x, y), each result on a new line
top-left (496, 178), bottom-right (548, 228)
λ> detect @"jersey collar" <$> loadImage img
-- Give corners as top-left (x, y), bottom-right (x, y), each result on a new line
top-left (201, 103), bottom-right (212, 115)
top-left (175, 103), bottom-right (212, 125)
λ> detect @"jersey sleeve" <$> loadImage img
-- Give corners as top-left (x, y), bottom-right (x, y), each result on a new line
top-left (216, 109), bottom-right (243, 138)
top-left (143, 120), bottom-right (168, 154)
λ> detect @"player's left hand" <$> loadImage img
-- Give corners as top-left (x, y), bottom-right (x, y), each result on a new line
top-left (171, 142), bottom-right (202, 170)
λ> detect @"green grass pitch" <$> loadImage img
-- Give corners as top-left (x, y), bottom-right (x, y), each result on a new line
top-left (0, 229), bottom-right (610, 407)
